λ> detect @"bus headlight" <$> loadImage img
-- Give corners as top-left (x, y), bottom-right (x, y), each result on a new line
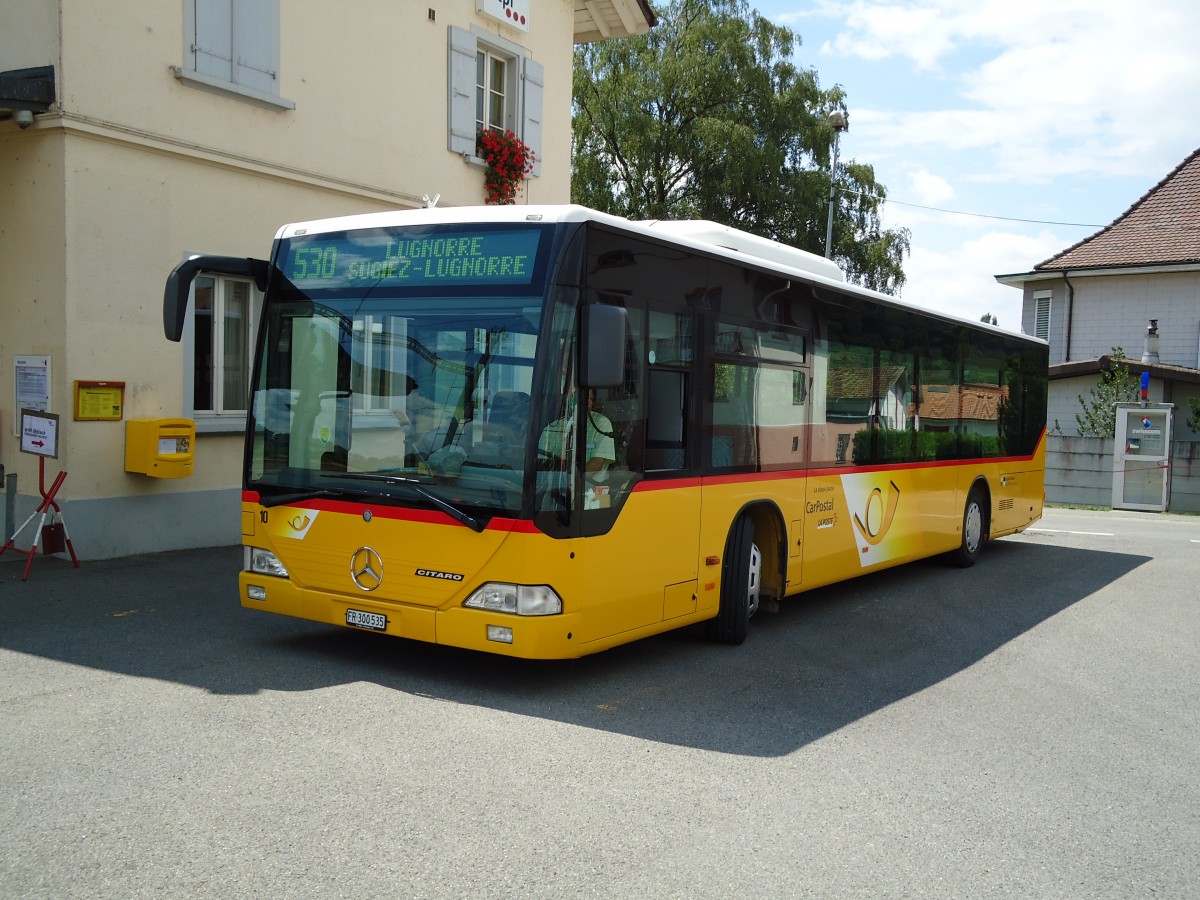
top-left (246, 546), bottom-right (289, 578)
top-left (464, 583), bottom-right (562, 616)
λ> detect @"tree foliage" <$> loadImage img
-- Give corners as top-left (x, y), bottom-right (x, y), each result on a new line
top-left (1075, 348), bottom-right (1141, 438)
top-left (1187, 396), bottom-right (1200, 433)
top-left (572, 0), bottom-right (910, 294)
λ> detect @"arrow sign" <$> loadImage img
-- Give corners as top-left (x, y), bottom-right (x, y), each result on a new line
top-left (20, 409), bottom-right (59, 459)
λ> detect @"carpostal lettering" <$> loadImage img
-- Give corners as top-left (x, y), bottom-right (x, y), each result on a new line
top-left (807, 496), bottom-right (837, 529)
top-left (415, 568), bottom-right (465, 581)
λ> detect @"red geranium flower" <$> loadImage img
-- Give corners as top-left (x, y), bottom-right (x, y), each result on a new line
top-left (477, 129), bottom-right (535, 205)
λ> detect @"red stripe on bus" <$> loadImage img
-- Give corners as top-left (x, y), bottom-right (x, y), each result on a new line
top-left (242, 491), bottom-right (536, 532)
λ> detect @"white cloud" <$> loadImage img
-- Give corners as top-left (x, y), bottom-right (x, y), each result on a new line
top-left (906, 168), bottom-right (954, 206)
top-left (804, 0), bottom-right (1200, 182)
top-left (765, 0), bottom-right (1200, 335)
top-left (827, 3), bottom-right (957, 71)
top-left (896, 227), bottom-right (1068, 331)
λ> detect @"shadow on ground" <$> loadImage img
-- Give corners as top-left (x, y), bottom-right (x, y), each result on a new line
top-left (1, 538), bottom-right (1146, 756)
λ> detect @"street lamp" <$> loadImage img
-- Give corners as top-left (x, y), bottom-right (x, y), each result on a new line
top-left (824, 109), bottom-right (848, 258)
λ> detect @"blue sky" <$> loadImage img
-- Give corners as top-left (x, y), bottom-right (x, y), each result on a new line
top-left (751, 0), bottom-right (1200, 333)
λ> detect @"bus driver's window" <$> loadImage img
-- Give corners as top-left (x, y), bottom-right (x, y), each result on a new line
top-left (644, 308), bottom-right (691, 472)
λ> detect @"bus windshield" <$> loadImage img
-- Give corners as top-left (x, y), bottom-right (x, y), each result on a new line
top-left (247, 223), bottom-right (554, 520)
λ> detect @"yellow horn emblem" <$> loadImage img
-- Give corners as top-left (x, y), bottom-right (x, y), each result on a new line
top-left (853, 480), bottom-right (900, 546)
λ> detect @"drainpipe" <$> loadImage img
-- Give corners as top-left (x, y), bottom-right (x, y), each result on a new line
top-left (1061, 270), bottom-right (1075, 362)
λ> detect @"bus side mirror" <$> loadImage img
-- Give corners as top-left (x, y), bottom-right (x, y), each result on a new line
top-left (163, 255), bottom-right (269, 342)
top-left (581, 304), bottom-right (627, 388)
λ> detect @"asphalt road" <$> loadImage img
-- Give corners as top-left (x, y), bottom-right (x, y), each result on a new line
top-left (2, 507), bottom-right (1197, 898)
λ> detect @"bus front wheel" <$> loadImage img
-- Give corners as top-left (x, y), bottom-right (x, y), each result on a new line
top-left (708, 517), bottom-right (761, 645)
top-left (951, 487), bottom-right (988, 568)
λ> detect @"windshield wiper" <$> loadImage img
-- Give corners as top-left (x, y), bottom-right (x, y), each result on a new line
top-left (258, 483), bottom-right (402, 508)
top-left (335, 473), bottom-right (486, 533)
top-left (258, 488), bottom-right (345, 508)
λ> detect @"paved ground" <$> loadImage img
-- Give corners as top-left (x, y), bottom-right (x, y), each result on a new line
top-left (2, 507), bottom-right (1197, 898)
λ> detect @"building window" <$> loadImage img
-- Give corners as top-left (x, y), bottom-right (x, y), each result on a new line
top-left (174, 0), bottom-right (295, 110)
top-left (192, 274), bottom-right (258, 419)
top-left (1034, 293), bottom-right (1051, 341)
top-left (448, 26), bottom-right (542, 175)
top-left (477, 49), bottom-right (508, 133)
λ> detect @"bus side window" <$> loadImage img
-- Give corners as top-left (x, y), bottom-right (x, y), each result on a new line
top-left (587, 302), bottom-right (646, 516)
top-left (646, 369), bottom-right (687, 471)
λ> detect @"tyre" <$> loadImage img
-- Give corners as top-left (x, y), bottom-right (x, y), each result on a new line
top-left (951, 486), bottom-right (987, 568)
top-left (707, 516), bottom-right (762, 644)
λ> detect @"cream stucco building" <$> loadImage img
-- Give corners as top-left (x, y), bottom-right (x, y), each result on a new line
top-left (0, 0), bottom-right (654, 559)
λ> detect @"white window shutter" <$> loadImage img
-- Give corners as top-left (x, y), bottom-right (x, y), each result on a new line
top-left (1034, 295), bottom-right (1051, 341)
top-left (448, 27), bottom-right (477, 156)
top-left (522, 57), bottom-right (543, 177)
top-left (194, 0), bottom-right (234, 81)
top-left (233, 0), bottom-right (279, 95)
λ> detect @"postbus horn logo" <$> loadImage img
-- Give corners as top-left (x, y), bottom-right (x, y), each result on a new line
top-left (853, 480), bottom-right (901, 547)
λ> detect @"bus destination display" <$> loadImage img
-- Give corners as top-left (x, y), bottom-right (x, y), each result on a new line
top-left (284, 228), bottom-right (541, 288)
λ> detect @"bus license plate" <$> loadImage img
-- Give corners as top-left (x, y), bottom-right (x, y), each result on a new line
top-left (346, 609), bottom-right (387, 631)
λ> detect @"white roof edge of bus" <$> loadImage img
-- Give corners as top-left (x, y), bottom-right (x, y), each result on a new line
top-left (277, 205), bottom-right (843, 281)
top-left (638, 218), bottom-right (845, 283)
top-left (273, 204), bottom-right (1039, 341)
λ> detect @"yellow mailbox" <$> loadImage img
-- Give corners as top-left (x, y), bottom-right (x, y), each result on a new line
top-left (125, 418), bottom-right (195, 478)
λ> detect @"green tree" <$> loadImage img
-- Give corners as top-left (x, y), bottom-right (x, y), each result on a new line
top-left (980, 312), bottom-right (998, 325)
top-left (572, 0), bottom-right (910, 294)
top-left (1187, 396), bottom-right (1200, 432)
top-left (1075, 348), bottom-right (1141, 438)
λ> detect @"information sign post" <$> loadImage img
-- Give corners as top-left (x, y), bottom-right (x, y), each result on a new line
top-left (0, 410), bottom-right (80, 581)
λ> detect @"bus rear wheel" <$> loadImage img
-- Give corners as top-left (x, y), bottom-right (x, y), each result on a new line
top-left (951, 486), bottom-right (988, 568)
top-left (708, 516), bottom-right (761, 645)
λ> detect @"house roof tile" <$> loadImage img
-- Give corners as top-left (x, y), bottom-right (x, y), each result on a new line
top-left (827, 365), bottom-right (907, 399)
top-left (911, 385), bottom-right (1006, 422)
top-left (1036, 146), bottom-right (1200, 271)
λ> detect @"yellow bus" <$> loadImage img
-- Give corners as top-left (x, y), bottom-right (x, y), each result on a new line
top-left (164, 205), bottom-right (1047, 658)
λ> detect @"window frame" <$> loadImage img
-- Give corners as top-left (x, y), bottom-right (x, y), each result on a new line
top-left (184, 270), bottom-right (263, 432)
top-left (448, 25), bottom-right (542, 176)
top-left (476, 47), bottom-right (511, 134)
top-left (174, 0), bottom-right (295, 111)
top-left (1033, 291), bottom-right (1052, 342)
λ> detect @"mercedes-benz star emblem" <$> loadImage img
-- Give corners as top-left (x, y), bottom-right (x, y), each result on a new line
top-left (350, 547), bottom-right (384, 592)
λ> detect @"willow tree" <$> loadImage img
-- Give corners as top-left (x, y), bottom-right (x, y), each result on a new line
top-left (572, 0), bottom-right (909, 294)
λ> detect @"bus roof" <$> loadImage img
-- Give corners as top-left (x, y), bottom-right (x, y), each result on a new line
top-left (273, 204), bottom-right (1043, 343)
top-left (276, 204), bottom-right (840, 279)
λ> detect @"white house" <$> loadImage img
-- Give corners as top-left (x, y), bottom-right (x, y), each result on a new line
top-left (997, 146), bottom-right (1200, 440)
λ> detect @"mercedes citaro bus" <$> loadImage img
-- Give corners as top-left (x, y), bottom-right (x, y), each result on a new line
top-left (164, 204), bottom-right (1047, 658)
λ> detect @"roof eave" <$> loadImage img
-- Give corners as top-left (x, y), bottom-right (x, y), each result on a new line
top-left (997, 261), bottom-right (1200, 287)
top-left (574, 0), bottom-right (657, 44)
top-left (1049, 355), bottom-right (1200, 384)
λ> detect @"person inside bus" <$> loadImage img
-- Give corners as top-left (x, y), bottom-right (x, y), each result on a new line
top-left (539, 388), bottom-right (616, 476)
top-left (394, 394), bottom-right (458, 469)
top-left (463, 391), bottom-right (528, 469)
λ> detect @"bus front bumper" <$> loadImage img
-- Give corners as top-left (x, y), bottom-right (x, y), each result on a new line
top-left (240, 572), bottom-right (584, 659)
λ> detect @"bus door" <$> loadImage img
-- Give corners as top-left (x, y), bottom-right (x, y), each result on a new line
top-left (576, 306), bottom-right (701, 642)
